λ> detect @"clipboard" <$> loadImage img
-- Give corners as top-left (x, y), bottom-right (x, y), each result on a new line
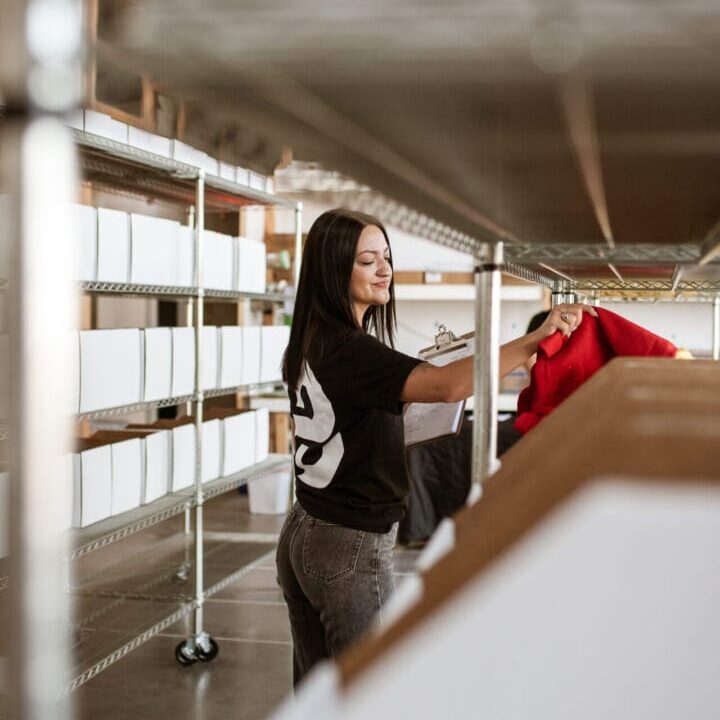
top-left (403, 325), bottom-right (474, 448)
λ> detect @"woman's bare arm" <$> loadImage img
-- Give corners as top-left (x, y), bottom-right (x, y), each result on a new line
top-left (399, 304), bottom-right (596, 404)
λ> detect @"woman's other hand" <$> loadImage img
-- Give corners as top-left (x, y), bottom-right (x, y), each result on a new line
top-left (535, 303), bottom-right (598, 339)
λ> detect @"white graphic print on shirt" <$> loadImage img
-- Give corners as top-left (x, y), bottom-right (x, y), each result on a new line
top-left (290, 364), bottom-right (344, 489)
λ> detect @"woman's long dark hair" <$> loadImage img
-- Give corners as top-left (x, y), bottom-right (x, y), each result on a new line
top-left (282, 208), bottom-right (397, 391)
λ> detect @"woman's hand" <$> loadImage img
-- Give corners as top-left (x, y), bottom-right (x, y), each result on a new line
top-left (535, 303), bottom-right (598, 340)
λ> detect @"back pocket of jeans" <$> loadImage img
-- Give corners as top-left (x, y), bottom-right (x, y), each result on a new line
top-left (303, 521), bottom-right (365, 584)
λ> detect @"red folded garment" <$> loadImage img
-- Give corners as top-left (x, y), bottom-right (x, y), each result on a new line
top-left (515, 307), bottom-right (677, 434)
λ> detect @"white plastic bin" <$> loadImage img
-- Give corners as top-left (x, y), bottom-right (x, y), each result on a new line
top-left (247, 470), bottom-right (292, 515)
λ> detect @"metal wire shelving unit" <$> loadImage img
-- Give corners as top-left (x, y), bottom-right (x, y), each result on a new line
top-left (65, 129), bottom-right (303, 685)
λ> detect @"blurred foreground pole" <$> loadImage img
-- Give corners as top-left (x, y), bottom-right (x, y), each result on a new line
top-left (0, 0), bottom-right (82, 717)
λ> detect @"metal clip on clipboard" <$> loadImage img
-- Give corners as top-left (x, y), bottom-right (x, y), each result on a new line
top-left (419, 324), bottom-right (474, 363)
top-left (404, 325), bottom-right (475, 447)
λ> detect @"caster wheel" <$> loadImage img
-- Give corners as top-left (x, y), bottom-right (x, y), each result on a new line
top-left (196, 637), bottom-right (219, 662)
top-left (175, 641), bottom-right (197, 666)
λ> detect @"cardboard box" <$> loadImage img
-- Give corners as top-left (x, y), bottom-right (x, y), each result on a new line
top-left (237, 237), bottom-right (267, 293)
top-left (260, 325), bottom-right (290, 383)
top-left (218, 326), bottom-right (243, 388)
top-left (79, 329), bottom-right (142, 412)
top-left (142, 327), bottom-right (172, 401)
top-left (202, 326), bottom-right (219, 391)
top-left (0, 471), bottom-right (8, 557)
top-left (219, 162), bottom-right (235, 181)
top-left (109, 437), bottom-right (143, 515)
top-left (143, 429), bottom-right (171, 503)
top-left (235, 166), bottom-right (250, 186)
top-left (169, 422), bottom-right (194, 492)
top-left (241, 206), bottom-right (265, 241)
top-left (75, 203), bottom-right (97, 281)
top-left (202, 419), bottom-right (222, 483)
top-left (174, 225), bottom-right (196, 287)
top-left (127, 127), bottom-right (172, 158)
top-left (73, 443), bottom-right (113, 527)
top-left (248, 470), bottom-right (291, 515)
top-left (222, 411), bottom-right (256, 476)
top-left (130, 213), bottom-right (176, 286)
top-left (255, 408), bottom-right (270, 464)
top-left (84, 110), bottom-right (129, 144)
top-left (241, 326), bottom-right (262, 385)
top-left (96, 207), bottom-right (130, 283)
top-left (248, 171), bottom-right (266, 191)
top-left (202, 231), bottom-right (235, 291)
top-left (172, 140), bottom-right (209, 169)
top-left (171, 327), bottom-right (196, 397)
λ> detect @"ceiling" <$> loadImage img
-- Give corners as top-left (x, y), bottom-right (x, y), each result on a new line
top-left (99, 0), bottom-right (720, 275)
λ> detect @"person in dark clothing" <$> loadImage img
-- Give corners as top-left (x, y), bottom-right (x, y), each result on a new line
top-left (276, 209), bottom-right (593, 684)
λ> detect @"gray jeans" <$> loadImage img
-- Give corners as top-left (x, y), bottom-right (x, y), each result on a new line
top-left (276, 502), bottom-right (397, 685)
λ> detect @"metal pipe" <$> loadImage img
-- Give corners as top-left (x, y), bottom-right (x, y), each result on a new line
top-left (294, 201), bottom-right (303, 287)
top-left (551, 280), bottom-right (564, 308)
top-left (472, 241), bottom-right (503, 487)
top-left (713, 295), bottom-right (720, 361)
top-left (2, 0), bottom-right (80, 716)
top-left (193, 170), bottom-right (205, 640)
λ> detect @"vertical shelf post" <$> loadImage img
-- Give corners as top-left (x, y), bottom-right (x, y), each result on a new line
top-left (471, 241), bottom-right (503, 488)
top-left (294, 201), bottom-right (303, 287)
top-left (713, 294), bottom-right (720, 361)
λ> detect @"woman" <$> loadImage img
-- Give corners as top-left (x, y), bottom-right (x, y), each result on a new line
top-left (277, 208), bottom-right (593, 684)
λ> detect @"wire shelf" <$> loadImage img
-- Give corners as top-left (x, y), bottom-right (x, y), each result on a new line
top-left (79, 281), bottom-right (291, 303)
top-left (505, 243), bottom-right (702, 265)
top-left (75, 395), bottom-right (194, 421)
top-left (67, 455), bottom-right (290, 561)
top-left (203, 382), bottom-right (283, 399)
top-left (74, 129), bottom-right (296, 209)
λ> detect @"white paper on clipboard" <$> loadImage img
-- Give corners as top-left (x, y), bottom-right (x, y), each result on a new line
top-left (403, 328), bottom-right (474, 447)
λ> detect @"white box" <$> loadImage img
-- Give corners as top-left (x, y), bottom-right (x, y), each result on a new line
top-left (219, 162), bottom-right (235, 181)
top-left (260, 325), bottom-right (290, 383)
top-left (237, 237), bottom-right (267, 293)
top-left (241, 206), bottom-right (266, 241)
top-left (110, 438), bottom-right (143, 515)
top-left (84, 110), bottom-right (128, 144)
top-left (202, 419), bottom-right (222, 483)
top-left (80, 329), bottom-right (142, 412)
top-left (174, 225), bottom-right (196, 287)
top-left (75, 203), bottom-right (97, 281)
top-left (0, 471), bottom-right (8, 557)
top-left (241, 326), bottom-right (262, 385)
top-left (96, 207), bottom-right (130, 282)
top-left (73, 445), bottom-right (113, 527)
top-left (248, 471), bottom-right (291, 515)
top-left (221, 411), bottom-right (256, 476)
top-left (130, 213), bottom-right (176, 286)
top-left (218, 326), bottom-right (243, 388)
top-left (172, 140), bottom-right (209, 169)
top-left (202, 231), bottom-right (235, 291)
top-left (171, 423), bottom-right (196, 492)
top-left (249, 171), bottom-right (266, 191)
top-left (235, 166), bottom-right (250, 186)
top-left (127, 127), bottom-right (172, 157)
top-left (142, 327), bottom-right (172, 401)
top-left (171, 327), bottom-right (196, 397)
top-left (255, 407), bottom-right (270, 464)
top-left (203, 156), bottom-right (220, 177)
top-left (143, 430), bottom-right (171, 503)
top-left (202, 326), bottom-right (219, 390)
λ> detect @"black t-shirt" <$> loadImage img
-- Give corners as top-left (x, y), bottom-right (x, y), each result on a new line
top-left (289, 332), bottom-right (423, 533)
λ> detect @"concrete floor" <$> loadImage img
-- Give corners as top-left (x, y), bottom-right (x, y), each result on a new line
top-left (70, 491), bottom-right (420, 720)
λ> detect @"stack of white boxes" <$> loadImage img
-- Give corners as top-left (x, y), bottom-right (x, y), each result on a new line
top-left (260, 326), bottom-right (291, 383)
top-left (69, 406), bottom-right (272, 528)
top-left (237, 237), bottom-right (267, 293)
top-left (69, 111), bottom-right (270, 187)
